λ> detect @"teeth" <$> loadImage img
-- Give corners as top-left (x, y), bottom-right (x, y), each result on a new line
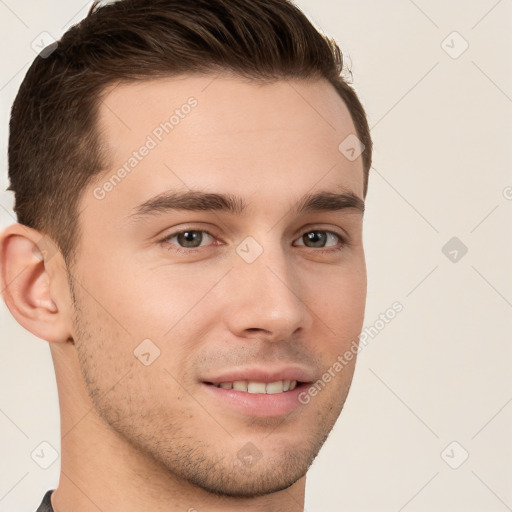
top-left (215, 380), bottom-right (298, 394)
top-left (266, 381), bottom-right (284, 394)
top-left (247, 382), bottom-right (267, 393)
top-left (233, 381), bottom-right (248, 392)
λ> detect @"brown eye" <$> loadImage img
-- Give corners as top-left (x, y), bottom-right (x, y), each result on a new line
top-left (165, 230), bottom-right (214, 249)
top-left (302, 231), bottom-right (327, 248)
top-left (296, 230), bottom-right (341, 249)
top-left (177, 231), bottom-right (204, 248)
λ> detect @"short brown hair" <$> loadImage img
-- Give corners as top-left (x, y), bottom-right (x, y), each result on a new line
top-left (7, 0), bottom-right (372, 266)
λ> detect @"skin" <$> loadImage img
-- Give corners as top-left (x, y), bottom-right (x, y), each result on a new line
top-left (1, 74), bottom-right (367, 512)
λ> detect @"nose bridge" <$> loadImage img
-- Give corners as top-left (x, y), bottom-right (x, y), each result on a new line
top-left (224, 236), bottom-right (312, 339)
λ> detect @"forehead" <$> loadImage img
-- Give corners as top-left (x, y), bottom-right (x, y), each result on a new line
top-left (87, 74), bottom-right (363, 219)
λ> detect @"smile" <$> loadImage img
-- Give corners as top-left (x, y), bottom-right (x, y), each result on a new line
top-left (208, 380), bottom-right (298, 394)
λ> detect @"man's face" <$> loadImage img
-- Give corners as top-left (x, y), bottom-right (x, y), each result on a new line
top-left (70, 74), bottom-right (366, 496)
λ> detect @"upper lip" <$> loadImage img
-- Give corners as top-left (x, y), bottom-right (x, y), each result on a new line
top-left (202, 366), bottom-right (316, 385)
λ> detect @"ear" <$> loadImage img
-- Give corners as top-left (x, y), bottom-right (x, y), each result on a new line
top-left (0, 223), bottom-right (73, 343)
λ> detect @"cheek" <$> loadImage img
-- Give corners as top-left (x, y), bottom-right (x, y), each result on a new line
top-left (131, 265), bottom-right (230, 336)
top-left (307, 264), bottom-right (366, 331)
top-left (79, 255), bottom-right (225, 339)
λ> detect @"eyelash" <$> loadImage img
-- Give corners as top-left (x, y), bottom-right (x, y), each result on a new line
top-left (159, 227), bottom-right (349, 255)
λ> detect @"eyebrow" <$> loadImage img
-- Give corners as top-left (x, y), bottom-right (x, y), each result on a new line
top-left (127, 189), bottom-right (364, 221)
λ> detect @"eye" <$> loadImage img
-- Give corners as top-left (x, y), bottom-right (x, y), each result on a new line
top-left (294, 230), bottom-right (344, 250)
top-left (164, 230), bottom-right (215, 249)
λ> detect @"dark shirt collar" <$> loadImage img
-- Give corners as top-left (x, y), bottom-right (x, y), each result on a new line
top-left (36, 490), bottom-right (54, 512)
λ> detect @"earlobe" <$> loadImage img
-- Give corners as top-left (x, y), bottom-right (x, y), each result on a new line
top-left (0, 223), bottom-right (72, 343)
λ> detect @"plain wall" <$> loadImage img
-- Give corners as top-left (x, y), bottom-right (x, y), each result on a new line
top-left (0, 1), bottom-right (511, 510)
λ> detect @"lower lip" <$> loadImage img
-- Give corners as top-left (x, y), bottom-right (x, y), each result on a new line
top-left (201, 383), bottom-right (308, 417)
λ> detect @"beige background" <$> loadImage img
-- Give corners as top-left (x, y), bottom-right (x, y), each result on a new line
top-left (1, 1), bottom-right (511, 511)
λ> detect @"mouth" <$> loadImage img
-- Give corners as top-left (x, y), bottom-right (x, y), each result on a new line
top-left (200, 366), bottom-right (315, 417)
top-left (201, 378), bottom-right (312, 417)
top-left (204, 379), bottom-right (300, 394)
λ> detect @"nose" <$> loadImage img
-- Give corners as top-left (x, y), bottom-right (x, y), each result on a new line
top-left (222, 244), bottom-right (313, 342)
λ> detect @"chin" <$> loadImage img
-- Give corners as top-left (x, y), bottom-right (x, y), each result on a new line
top-left (186, 461), bottom-right (309, 498)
